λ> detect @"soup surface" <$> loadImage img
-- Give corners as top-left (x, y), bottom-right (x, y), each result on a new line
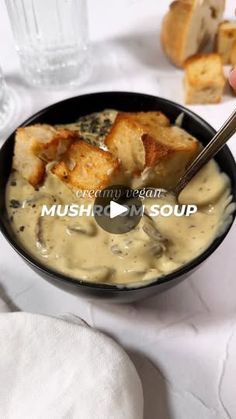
top-left (5, 111), bottom-right (235, 286)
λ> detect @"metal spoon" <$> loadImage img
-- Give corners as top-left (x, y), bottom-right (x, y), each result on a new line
top-left (174, 109), bottom-right (236, 197)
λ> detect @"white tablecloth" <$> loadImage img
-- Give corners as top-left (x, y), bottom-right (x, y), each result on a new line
top-left (0, 1), bottom-right (236, 418)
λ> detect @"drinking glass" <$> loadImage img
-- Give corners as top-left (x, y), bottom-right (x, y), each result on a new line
top-left (5, 0), bottom-right (90, 87)
top-left (0, 66), bottom-right (12, 132)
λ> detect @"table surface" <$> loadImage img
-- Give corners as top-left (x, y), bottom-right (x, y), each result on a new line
top-left (0, 1), bottom-right (236, 418)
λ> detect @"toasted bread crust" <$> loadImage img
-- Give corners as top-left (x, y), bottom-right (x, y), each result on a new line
top-left (13, 124), bottom-right (78, 187)
top-left (124, 111), bottom-right (170, 128)
top-left (216, 20), bottom-right (236, 64)
top-left (161, 0), bottom-right (193, 67)
top-left (184, 53), bottom-right (225, 104)
top-left (105, 112), bottom-right (200, 188)
top-left (12, 111), bottom-right (201, 192)
top-left (230, 41), bottom-right (236, 65)
top-left (33, 128), bottom-right (77, 161)
top-left (105, 111), bottom-right (171, 174)
top-left (52, 140), bottom-right (120, 190)
top-left (161, 0), bottom-right (225, 67)
top-left (184, 52), bottom-right (225, 69)
top-left (27, 159), bottom-right (45, 187)
top-left (106, 115), bottom-right (146, 175)
top-left (142, 134), bottom-right (170, 167)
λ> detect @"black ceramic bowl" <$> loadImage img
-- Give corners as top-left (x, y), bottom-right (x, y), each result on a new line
top-left (0, 92), bottom-right (235, 302)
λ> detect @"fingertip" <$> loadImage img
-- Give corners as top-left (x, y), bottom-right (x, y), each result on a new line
top-left (229, 67), bottom-right (236, 89)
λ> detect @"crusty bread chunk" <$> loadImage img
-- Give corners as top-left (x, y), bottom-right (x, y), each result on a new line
top-left (13, 124), bottom-right (77, 187)
top-left (216, 21), bottom-right (236, 64)
top-left (126, 111), bottom-right (170, 129)
top-left (142, 125), bottom-right (201, 189)
top-left (105, 112), bottom-right (200, 189)
top-left (105, 112), bottom-right (170, 174)
top-left (161, 0), bottom-right (225, 67)
top-left (184, 53), bottom-right (225, 104)
top-left (230, 41), bottom-right (236, 66)
top-left (52, 140), bottom-right (120, 190)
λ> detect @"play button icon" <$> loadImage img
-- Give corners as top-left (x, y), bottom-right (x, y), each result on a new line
top-left (94, 185), bottom-right (143, 234)
top-left (110, 201), bottom-right (128, 219)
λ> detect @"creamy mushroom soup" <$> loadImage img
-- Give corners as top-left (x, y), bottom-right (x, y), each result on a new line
top-left (5, 111), bottom-right (235, 286)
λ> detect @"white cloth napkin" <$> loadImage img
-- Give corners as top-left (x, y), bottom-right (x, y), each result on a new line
top-left (0, 297), bottom-right (143, 419)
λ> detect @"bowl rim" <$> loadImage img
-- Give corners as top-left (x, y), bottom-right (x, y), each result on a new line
top-left (0, 91), bottom-right (235, 292)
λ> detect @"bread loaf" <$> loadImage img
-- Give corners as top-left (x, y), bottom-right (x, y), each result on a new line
top-left (161, 0), bottom-right (225, 67)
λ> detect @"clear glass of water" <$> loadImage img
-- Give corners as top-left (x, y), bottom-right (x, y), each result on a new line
top-left (5, 0), bottom-right (90, 88)
top-left (0, 66), bottom-right (12, 132)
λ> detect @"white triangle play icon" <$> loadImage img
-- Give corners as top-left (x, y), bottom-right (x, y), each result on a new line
top-left (110, 201), bottom-right (128, 219)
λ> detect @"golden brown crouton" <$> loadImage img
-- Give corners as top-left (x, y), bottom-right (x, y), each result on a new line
top-left (143, 125), bottom-right (201, 189)
top-left (126, 111), bottom-right (170, 128)
top-left (13, 124), bottom-right (77, 187)
top-left (230, 41), bottom-right (236, 65)
top-left (216, 21), bottom-right (236, 64)
top-left (106, 116), bottom-right (146, 175)
top-left (52, 140), bottom-right (120, 190)
top-left (105, 112), bottom-right (170, 174)
top-left (184, 53), bottom-right (225, 104)
top-left (142, 134), bottom-right (169, 168)
top-left (105, 112), bottom-right (200, 189)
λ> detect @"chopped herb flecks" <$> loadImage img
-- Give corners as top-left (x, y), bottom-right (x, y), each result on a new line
top-left (9, 199), bottom-right (21, 209)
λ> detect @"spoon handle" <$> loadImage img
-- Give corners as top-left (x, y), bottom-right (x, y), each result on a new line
top-left (175, 109), bottom-right (236, 196)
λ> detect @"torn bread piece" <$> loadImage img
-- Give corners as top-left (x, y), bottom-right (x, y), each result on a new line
top-left (136, 125), bottom-right (201, 189)
top-left (126, 111), bottom-right (170, 128)
top-left (105, 112), bottom-right (200, 189)
top-left (230, 41), bottom-right (236, 65)
top-left (161, 0), bottom-right (225, 68)
top-left (105, 111), bottom-right (170, 174)
top-left (13, 124), bottom-right (77, 187)
top-left (184, 53), bottom-right (226, 104)
top-left (52, 140), bottom-right (120, 190)
top-left (140, 125), bottom-right (201, 189)
top-left (216, 20), bottom-right (236, 64)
